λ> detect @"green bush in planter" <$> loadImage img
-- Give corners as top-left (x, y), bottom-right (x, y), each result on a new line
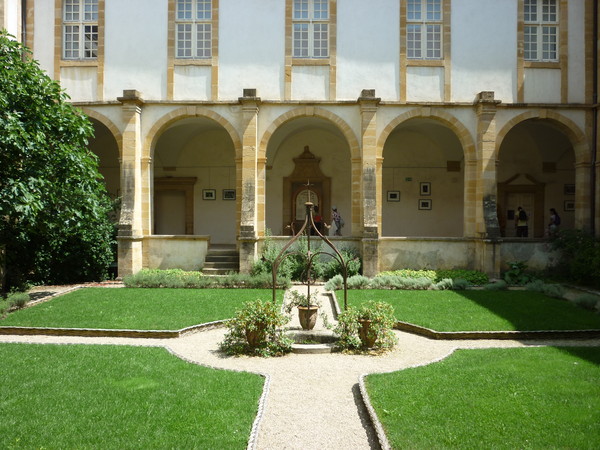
top-left (333, 300), bottom-right (397, 351)
top-left (219, 299), bottom-right (292, 357)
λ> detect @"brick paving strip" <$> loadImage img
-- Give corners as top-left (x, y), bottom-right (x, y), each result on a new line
top-left (1, 284), bottom-right (599, 449)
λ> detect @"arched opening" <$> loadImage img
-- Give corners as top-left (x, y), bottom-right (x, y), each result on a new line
top-left (153, 117), bottom-right (236, 243)
top-left (381, 118), bottom-right (464, 237)
top-left (89, 118), bottom-right (120, 215)
top-left (265, 117), bottom-right (351, 236)
top-left (497, 119), bottom-right (575, 238)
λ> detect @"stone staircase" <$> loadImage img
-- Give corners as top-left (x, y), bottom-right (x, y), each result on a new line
top-left (202, 244), bottom-right (239, 275)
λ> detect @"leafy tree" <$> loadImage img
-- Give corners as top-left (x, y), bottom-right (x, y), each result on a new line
top-left (0, 31), bottom-right (115, 291)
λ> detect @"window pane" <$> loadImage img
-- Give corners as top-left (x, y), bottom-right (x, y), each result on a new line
top-left (542, 25), bottom-right (557, 60)
top-left (197, 0), bottom-right (211, 20)
top-left (293, 0), bottom-right (309, 20)
top-left (64, 0), bottom-right (79, 22)
top-left (426, 24), bottom-right (441, 58)
top-left (293, 23), bottom-right (309, 57)
top-left (176, 23), bottom-right (192, 57)
top-left (407, 0), bottom-right (421, 21)
top-left (83, 25), bottom-right (98, 58)
top-left (83, 0), bottom-right (98, 21)
top-left (542, 0), bottom-right (557, 22)
top-left (313, 0), bottom-right (328, 20)
top-left (196, 23), bottom-right (212, 58)
top-left (313, 23), bottom-right (328, 57)
top-left (64, 25), bottom-right (79, 58)
top-left (407, 24), bottom-right (421, 58)
top-left (524, 0), bottom-right (537, 23)
top-left (177, 0), bottom-right (193, 20)
top-left (524, 25), bottom-right (537, 60)
top-left (426, 0), bottom-right (441, 21)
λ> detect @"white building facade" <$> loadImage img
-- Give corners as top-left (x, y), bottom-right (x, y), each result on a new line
top-left (2, 0), bottom-right (598, 277)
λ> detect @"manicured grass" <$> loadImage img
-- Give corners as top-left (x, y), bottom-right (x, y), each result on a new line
top-left (1, 288), bottom-right (284, 330)
top-left (0, 344), bottom-right (264, 449)
top-left (366, 346), bottom-right (600, 449)
top-left (342, 290), bottom-right (600, 331)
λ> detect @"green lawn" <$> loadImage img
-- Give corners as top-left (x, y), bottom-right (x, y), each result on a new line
top-left (366, 346), bottom-right (600, 449)
top-left (0, 344), bottom-right (263, 449)
top-left (342, 290), bottom-right (600, 331)
top-left (1, 288), bottom-right (284, 330)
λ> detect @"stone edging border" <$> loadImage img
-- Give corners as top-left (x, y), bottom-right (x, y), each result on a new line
top-left (0, 320), bottom-right (228, 339)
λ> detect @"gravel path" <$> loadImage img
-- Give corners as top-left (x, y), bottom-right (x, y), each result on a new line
top-left (1, 284), bottom-right (599, 449)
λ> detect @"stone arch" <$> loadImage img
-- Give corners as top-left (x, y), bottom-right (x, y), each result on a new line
top-left (377, 108), bottom-right (476, 161)
top-left (144, 106), bottom-right (242, 160)
top-left (495, 110), bottom-right (589, 164)
top-left (80, 108), bottom-right (123, 156)
top-left (258, 106), bottom-right (360, 160)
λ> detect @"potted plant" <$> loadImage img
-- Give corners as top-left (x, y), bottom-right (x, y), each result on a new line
top-left (333, 300), bottom-right (397, 350)
top-left (219, 298), bottom-right (292, 357)
top-left (284, 290), bottom-right (321, 330)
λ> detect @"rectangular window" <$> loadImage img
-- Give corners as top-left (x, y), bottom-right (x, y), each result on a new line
top-left (524, 0), bottom-right (558, 62)
top-left (176, 0), bottom-right (212, 59)
top-left (63, 0), bottom-right (98, 59)
top-left (406, 0), bottom-right (442, 60)
top-left (293, 0), bottom-right (329, 58)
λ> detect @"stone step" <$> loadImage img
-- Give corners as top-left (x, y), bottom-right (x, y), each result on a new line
top-left (202, 245), bottom-right (239, 274)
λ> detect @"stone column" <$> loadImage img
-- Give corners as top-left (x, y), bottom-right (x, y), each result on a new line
top-left (238, 89), bottom-right (260, 273)
top-left (116, 90), bottom-right (144, 277)
top-left (358, 89), bottom-right (381, 277)
top-left (474, 91), bottom-right (502, 278)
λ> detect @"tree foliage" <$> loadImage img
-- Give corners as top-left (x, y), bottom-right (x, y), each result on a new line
top-left (0, 31), bottom-right (115, 290)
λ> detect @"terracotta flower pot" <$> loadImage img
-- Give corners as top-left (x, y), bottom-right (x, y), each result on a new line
top-left (297, 305), bottom-right (319, 330)
top-left (245, 323), bottom-right (266, 348)
top-left (358, 319), bottom-right (376, 348)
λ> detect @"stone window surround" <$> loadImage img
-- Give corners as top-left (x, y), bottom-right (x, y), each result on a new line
top-left (285, 0), bottom-right (337, 101)
top-left (400, 0), bottom-right (451, 102)
top-left (167, 0), bottom-right (219, 100)
top-left (53, 0), bottom-right (105, 100)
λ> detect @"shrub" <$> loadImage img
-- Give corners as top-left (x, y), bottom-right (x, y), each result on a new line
top-left (333, 300), bottom-right (397, 351)
top-left (347, 275), bottom-right (371, 289)
top-left (573, 294), bottom-right (600, 312)
top-left (324, 274), bottom-right (343, 291)
top-left (219, 299), bottom-right (292, 357)
top-left (503, 261), bottom-right (537, 285)
top-left (432, 278), bottom-right (453, 290)
top-left (434, 269), bottom-right (488, 286)
top-left (7, 292), bottom-right (29, 310)
top-left (525, 280), bottom-right (565, 299)
top-left (451, 278), bottom-right (469, 290)
top-left (484, 280), bottom-right (508, 290)
top-left (377, 269), bottom-right (436, 280)
top-left (549, 229), bottom-right (600, 288)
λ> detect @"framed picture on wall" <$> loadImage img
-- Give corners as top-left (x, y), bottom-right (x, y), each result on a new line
top-left (387, 191), bottom-right (400, 202)
top-left (564, 200), bottom-right (575, 212)
top-left (223, 189), bottom-right (236, 200)
top-left (203, 189), bottom-right (216, 200)
top-left (418, 199), bottom-right (432, 210)
top-left (564, 184), bottom-right (575, 195)
top-left (420, 182), bottom-right (431, 196)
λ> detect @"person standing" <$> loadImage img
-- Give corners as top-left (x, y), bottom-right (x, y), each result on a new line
top-left (548, 207), bottom-right (560, 236)
top-left (332, 206), bottom-right (343, 236)
top-left (516, 206), bottom-right (528, 237)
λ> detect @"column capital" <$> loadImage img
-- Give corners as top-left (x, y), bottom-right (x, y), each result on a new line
top-left (239, 88), bottom-right (261, 112)
top-left (117, 89), bottom-right (144, 107)
top-left (358, 89), bottom-right (381, 111)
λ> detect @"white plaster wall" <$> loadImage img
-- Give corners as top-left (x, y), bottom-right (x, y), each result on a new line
top-left (104, 0), bottom-right (168, 101)
top-left (406, 67), bottom-right (444, 102)
top-left (173, 66), bottom-right (211, 101)
top-left (336, 0), bottom-right (399, 101)
top-left (291, 66), bottom-right (330, 100)
top-left (567, 0), bottom-right (586, 103)
top-left (379, 239), bottom-right (476, 271)
top-left (3, 0), bottom-right (19, 37)
top-left (218, 0), bottom-right (285, 101)
top-left (523, 69), bottom-right (561, 103)
top-left (451, 0), bottom-right (517, 103)
top-left (60, 67), bottom-right (98, 102)
top-left (33, 1), bottom-right (55, 76)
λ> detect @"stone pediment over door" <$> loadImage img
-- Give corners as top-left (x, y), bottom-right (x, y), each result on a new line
top-left (283, 146), bottom-right (331, 234)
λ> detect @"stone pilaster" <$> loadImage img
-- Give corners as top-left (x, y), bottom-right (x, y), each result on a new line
top-left (358, 89), bottom-right (381, 277)
top-left (116, 90), bottom-right (144, 277)
top-left (474, 91), bottom-right (501, 237)
top-left (238, 89), bottom-right (260, 273)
